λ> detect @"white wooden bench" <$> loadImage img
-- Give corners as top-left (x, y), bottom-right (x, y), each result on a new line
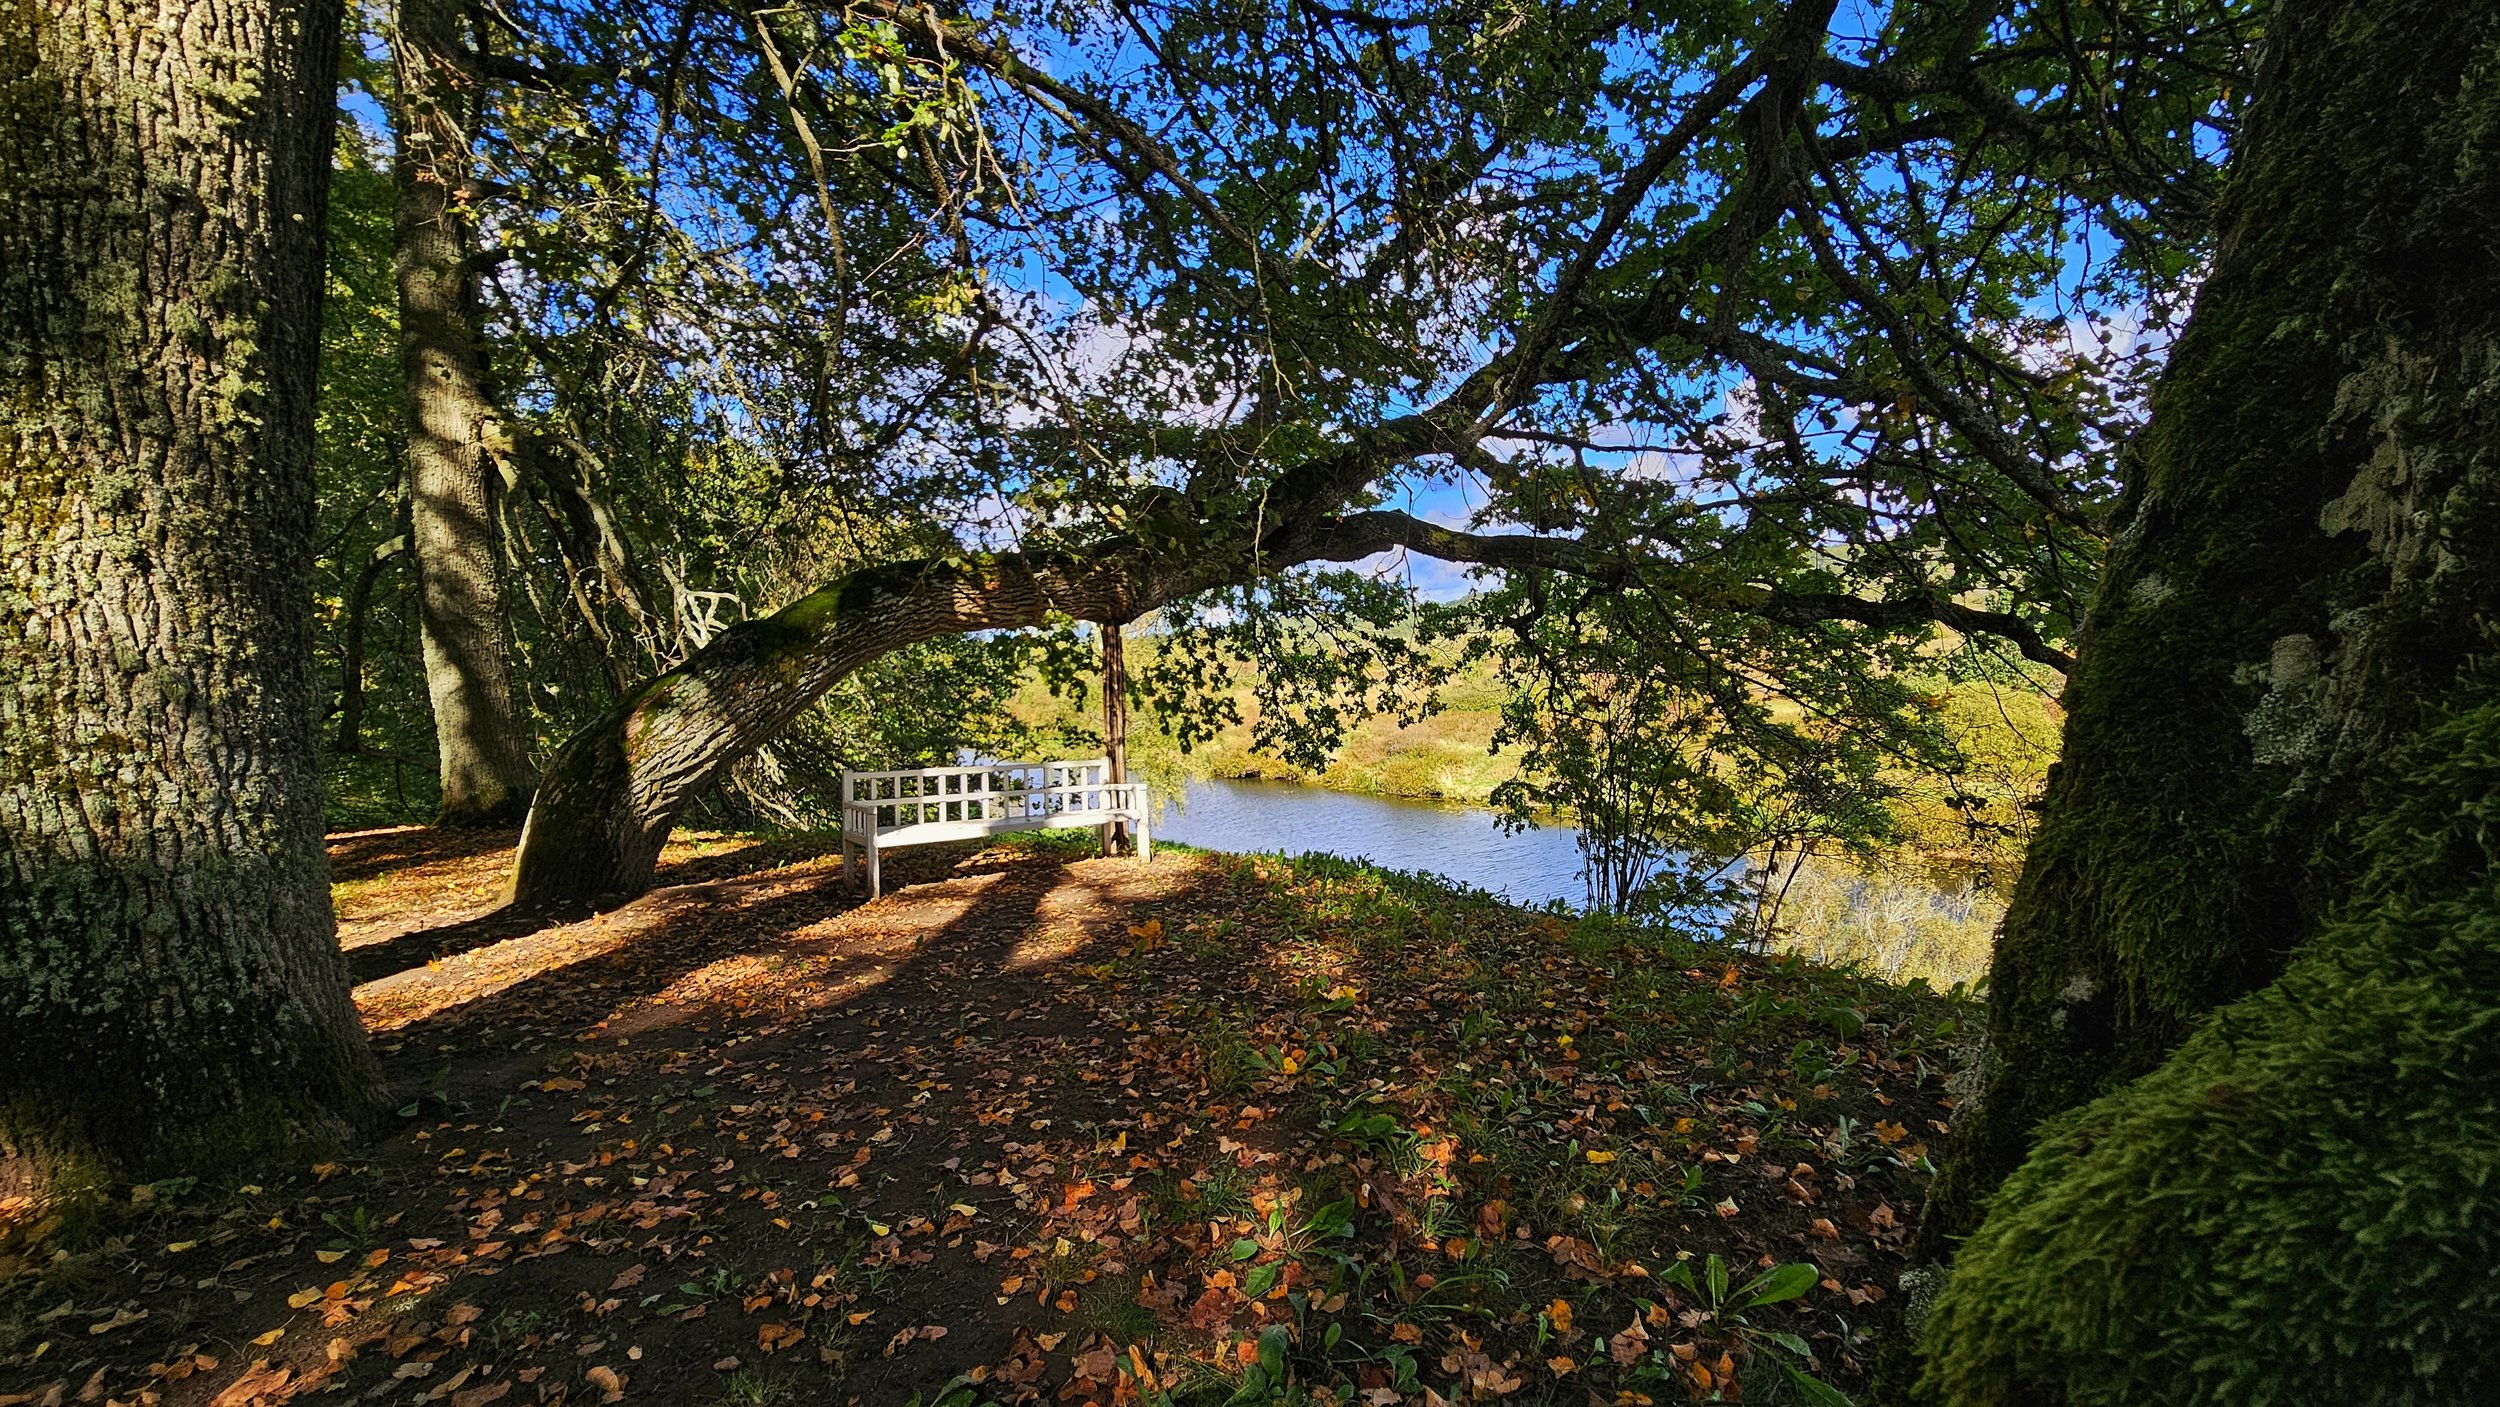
top-left (839, 758), bottom-right (1152, 899)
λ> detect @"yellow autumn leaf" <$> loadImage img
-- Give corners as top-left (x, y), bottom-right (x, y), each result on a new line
top-left (1584, 1150), bottom-right (1616, 1165)
top-left (287, 1287), bottom-right (322, 1309)
top-left (315, 1249), bottom-right (347, 1264)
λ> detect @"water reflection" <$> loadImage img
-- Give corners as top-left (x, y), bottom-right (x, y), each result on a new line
top-left (1148, 777), bottom-right (2000, 988)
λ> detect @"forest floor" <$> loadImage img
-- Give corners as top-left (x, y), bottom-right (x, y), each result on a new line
top-left (0, 828), bottom-right (1972, 1407)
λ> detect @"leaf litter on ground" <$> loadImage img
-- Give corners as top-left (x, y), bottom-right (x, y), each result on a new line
top-left (0, 827), bottom-right (1972, 1406)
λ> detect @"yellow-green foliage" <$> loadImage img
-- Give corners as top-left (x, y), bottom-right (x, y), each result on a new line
top-left (1012, 643), bottom-right (2060, 855)
top-left (1881, 676), bottom-right (2062, 884)
top-left (1008, 639), bottom-right (1523, 806)
top-left (1763, 855), bottom-right (2003, 990)
top-left (1919, 703), bottom-right (2500, 1406)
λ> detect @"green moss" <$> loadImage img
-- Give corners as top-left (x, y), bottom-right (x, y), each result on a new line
top-left (1918, 702), bottom-right (2500, 1406)
top-left (1919, 0), bottom-right (2500, 1254)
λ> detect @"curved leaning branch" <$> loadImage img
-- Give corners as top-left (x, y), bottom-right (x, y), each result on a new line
top-left (510, 549), bottom-right (1157, 905)
top-left (508, 506), bottom-right (2069, 907)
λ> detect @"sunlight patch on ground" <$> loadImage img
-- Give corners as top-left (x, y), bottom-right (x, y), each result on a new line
top-left (590, 875), bottom-right (1019, 1036)
top-left (1007, 863), bottom-right (1188, 969)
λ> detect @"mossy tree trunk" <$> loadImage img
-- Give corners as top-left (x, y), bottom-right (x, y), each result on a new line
top-left (394, 0), bottom-right (536, 826)
top-left (1916, 0), bottom-right (2500, 1380)
top-left (0, 0), bottom-right (389, 1202)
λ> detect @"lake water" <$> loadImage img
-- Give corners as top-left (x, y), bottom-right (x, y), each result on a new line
top-left (1142, 777), bottom-right (2001, 986)
top-left (1149, 777), bottom-right (1590, 909)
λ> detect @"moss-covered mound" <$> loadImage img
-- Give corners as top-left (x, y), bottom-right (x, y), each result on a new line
top-left (1919, 704), bottom-right (2500, 1405)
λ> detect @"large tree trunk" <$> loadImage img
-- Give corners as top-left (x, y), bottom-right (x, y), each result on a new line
top-left (394, 0), bottom-right (536, 826)
top-left (0, 0), bottom-right (388, 1202)
top-left (1912, 0), bottom-right (2500, 1399)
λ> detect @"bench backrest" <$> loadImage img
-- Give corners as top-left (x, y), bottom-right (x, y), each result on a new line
top-left (840, 759), bottom-right (1138, 837)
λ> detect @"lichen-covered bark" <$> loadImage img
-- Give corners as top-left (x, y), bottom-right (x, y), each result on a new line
top-left (394, 0), bottom-right (536, 826)
top-left (1917, 0), bottom-right (2500, 1328)
top-left (0, 0), bottom-right (388, 1201)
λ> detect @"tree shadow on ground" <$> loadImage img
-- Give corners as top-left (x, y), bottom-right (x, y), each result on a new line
top-left (340, 832), bottom-right (1202, 1398)
top-left (35, 828), bottom-right (1957, 1407)
top-left (327, 824), bottom-right (516, 886)
top-left (332, 827), bottom-right (862, 985)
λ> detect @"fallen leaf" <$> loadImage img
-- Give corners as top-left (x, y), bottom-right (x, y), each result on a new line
top-left (86, 1308), bottom-right (145, 1335)
top-left (209, 1361), bottom-right (291, 1407)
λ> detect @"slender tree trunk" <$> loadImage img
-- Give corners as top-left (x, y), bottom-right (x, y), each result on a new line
top-left (394, 0), bottom-right (535, 826)
top-left (1910, 2), bottom-right (2500, 1398)
top-left (336, 534), bottom-right (410, 753)
top-left (0, 0), bottom-right (388, 1202)
top-left (1101, 620), bottom-right (1131, 854)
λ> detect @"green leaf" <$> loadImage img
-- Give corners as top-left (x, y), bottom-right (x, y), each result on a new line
top-left (1734, 1262), bottom-right (1819, 1308)
top-left (1303, 1197), bottom-right (1357, 1241)
top-left (1257, 1323), bottom-right (1289, 1378)
top-left (1778, 1359), bottom-right (1856, 1407)
top-left (1230, 1237), bottom-right (1262, 1261)
top-left (1243, 1262), bottom-right (1280, 1298)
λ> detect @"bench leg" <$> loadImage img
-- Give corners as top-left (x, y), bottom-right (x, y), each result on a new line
top-left (1135, 811), bottom-right (1151, 863)
top-left (866, 842), bottom-right (882, 901)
